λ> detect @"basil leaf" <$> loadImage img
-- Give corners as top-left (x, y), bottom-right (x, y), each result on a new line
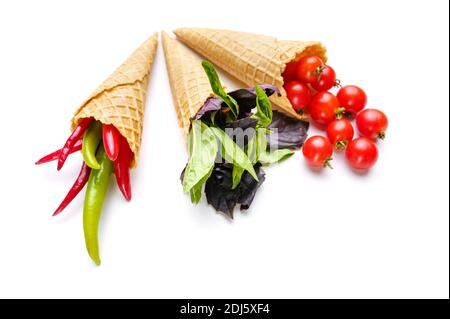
top-left (205, 163), bottom-right (266, 218)
top-left (194, 85), bottom-right (280, 122)
top-left (232, 166), bottom-right (244, 189)
top-left (210, 110), bottom-right (218, 126)
top-left (246, 136), bottom-right (256, 164)
top-left (259, 149), bottom-right (295, 165)
top-left (190, 185), bottom-right (202, 204)
top-left (245, 127), bottom-right (267, 164)
top-left (253, 85), bottom-right (273, 127)
top-left (183, 120), bottom-right (218, 193)
top-left (201, 60), bottom-right (239, 118)
top-left (210, 127), bottom-right (258, 182)
top-left (190, 166), bottom-right (213, 204)
top-left (267, 111), bottom-right (309, 149)
top-left (255, 127), bottom-right (268, 163)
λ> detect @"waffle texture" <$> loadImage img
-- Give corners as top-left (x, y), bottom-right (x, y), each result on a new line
top-left (72, 33), bottom-right (158, 167)
top-left (162, 31), bottom-right (213, 139)
top-left (174, 28), bottom-right (327, 120)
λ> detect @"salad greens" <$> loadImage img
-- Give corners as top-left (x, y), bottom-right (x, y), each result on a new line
top-left (181, 61), bottom-right (308, 217)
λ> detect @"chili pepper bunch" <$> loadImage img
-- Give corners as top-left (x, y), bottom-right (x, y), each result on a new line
top-left (36, 118), bottom-right (133, 265)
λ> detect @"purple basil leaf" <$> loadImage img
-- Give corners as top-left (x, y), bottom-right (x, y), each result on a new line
top-left (245, 84), bottom-right (281, 96)
top-left (204, 164), bottom-right (238, 218)
top-left (229, 85), bottom-right (279, 118)
top-left (205, 163), bottom-right (266, 218)
top-left (194, 97), bottom-right (222, 120)
top-left (224, 117), bottom-right (259, 146)
top-left (267, 111), bottom-right (309, 150)
top-left (194, 85), bottom-right (280, 121)
top-left (224, 117), bottom-right (259, 131)
top-left (238, 163), bottom-right (265, 211)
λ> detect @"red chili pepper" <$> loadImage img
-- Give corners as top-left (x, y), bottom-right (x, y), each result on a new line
top-left (57, 118), bottom-right (93, 171)
top-left (53, 162), bottom-right (91, 216)
top-left (35, 140), bottom-right (82, 165)
top-left (102, 124), bottom-right (120, 161)
top-left (114, 135), bottom-right (133, 201)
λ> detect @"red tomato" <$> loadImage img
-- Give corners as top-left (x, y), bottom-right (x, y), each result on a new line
top-left (337, 85), bottom-right (367, 114)
top-left (309, 91), bottom-right (342, 127)
top-left (296, 56), bottom-right (324, 83)
top-left (282, 61), bottom-right (299, 82)
top-left (311, 65), bottom-right (337, 91)
top-left (356, 109), bottom-right (389, 140)
top-left (345, 137), bottom-right (378, 170)
top-left (326, 119), bottom-right (354, 150)
top-left (285, 81), bottom-right (312, 111)
top-left (302, 136), bottom-right (333, 169)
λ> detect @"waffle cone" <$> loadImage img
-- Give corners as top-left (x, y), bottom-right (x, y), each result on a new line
top-left (162, 31), bottom-right (213, 139)
top-left (71, 33), bottom-right (158, 167)
top-left (174, 28), bottom-right (327, 121)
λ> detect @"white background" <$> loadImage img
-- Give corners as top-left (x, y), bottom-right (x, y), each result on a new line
top-left (0, 0), bottom-right (448, 299)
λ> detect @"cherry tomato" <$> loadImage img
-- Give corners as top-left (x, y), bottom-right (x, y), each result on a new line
top-left (356, 109), bottom-right (389, 140)
top-left (296, 56), bottom-right (324, 83)
top-left (309, 91), bottom-right (342, 127)
top-left (282, 61), bottom-right (299, 82)
top-left (302, 136), bottom-right (333, 169)
top-left (326, 119), bottom-right (354, 150)
top-left (311, 65), bottom-right (337, 91)
top-left (284, 80), bottom-right (312, 111)
top-left (345, 137), bottom-right (378, 170)
top-left (337, 85), bottom-right (367, 114)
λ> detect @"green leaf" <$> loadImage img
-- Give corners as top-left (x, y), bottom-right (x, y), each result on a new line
top-left (253, 85), bottom-right (273, 127)
top-left (246, 136), bottom-right (257, 164)
top-left (245, 127), bottom-right (268, 164)
top-left (190, 185), bottom-right (202, 204)
top-left (259, 149), bottom-right (295, 165)
top-left (210, 127), bottom-right (258, 181)
top-left (210, 110), bottom-right (218, 126)
top-left (255, 127), bottom-right (268, 163)
top-left (232, 166), bottom-right (244, 189)
top-left (201, 60), bottom-right (239, 118)
top-left (189, 166), bottom-right (214, 204)
top-left (183, 120), bottom-right (218, 194)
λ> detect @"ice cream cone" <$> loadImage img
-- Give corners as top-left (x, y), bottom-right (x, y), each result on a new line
top-left (174, 28), bottom-right (327, 120)
top-left (72, 33), bottom-right (158, 167)
top-left (161, 31), bottom-right (213, 139)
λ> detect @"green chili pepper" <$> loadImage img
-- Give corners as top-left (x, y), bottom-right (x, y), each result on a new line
top-left (83, 144), bottom-right (114, 265)
top-left (82, 121), bottom-right (102, 169)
